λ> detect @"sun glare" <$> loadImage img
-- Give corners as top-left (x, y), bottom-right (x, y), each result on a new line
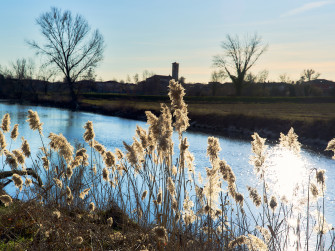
top-left (265, 146), bottom-right (309, 203)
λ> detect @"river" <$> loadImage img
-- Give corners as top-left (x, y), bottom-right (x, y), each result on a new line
top-left (1, 100), bottom-right (335, 229)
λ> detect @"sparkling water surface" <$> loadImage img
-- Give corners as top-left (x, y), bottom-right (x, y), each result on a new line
top-left (1, 100), bottom-right (334, 226)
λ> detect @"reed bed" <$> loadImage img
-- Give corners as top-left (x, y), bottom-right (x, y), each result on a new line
top-left (0, 80), bottom-right (335, 250)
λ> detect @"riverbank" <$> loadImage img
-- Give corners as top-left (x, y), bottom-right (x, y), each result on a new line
top-left (4, 93), bottom-right (335, 156)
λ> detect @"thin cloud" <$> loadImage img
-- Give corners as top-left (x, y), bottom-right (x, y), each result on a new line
top-left (281, 1), bottom-right (334, 17)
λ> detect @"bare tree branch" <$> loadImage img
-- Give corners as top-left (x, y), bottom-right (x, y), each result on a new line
top-left (213, 34), bottom-right (268, 95)
top-left (27, 7), bottom-right (104, 107)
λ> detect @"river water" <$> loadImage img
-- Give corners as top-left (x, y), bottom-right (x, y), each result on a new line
top-left (1, 100), bottom-right (335, 228)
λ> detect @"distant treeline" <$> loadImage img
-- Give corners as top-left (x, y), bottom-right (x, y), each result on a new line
top-left (0, 73), bottom-right (335, 102)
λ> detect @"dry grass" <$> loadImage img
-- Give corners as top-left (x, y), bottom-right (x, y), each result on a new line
top-left (1, 81), bottom-right (335, 250)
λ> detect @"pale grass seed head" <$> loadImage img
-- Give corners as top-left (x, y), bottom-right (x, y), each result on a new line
top-left (156, 188), bottom-right (162, 205)
top-left (48, 133), bottom-right (74, 164)
top-left (251, 132), bottom-right (267, 156)
top-left (250, 133), bottom-right (267, 176)
top-left (0, 194), bottom-right (13, 207)
top-left (72, 148), bottom-right (89, 167)
top-left (256, 225), bottom-right (271, 243)
top-left (52, 210), bottom-right (61, 219)
top-left (269, 195), bottom-right (278, 212)
top-left (228, 235), bottom-right (248, 249)
top-left (316, 169), bottom-right (326, 185)
top-left (94, 141), bottom-right (106, 156)
top-left (171, 165), bottom-right (177, 176)
top-left (152, 225), bottom-right (168, 243)
top-left (79, 187), bottom-right (91, 199)
top-left (168, 79), bottom-right (189, 136)
top-left (11, 124), bottom-right (19, 140)
top-left (235, 193), bottom-right (244, 207)
top-left (73, 236), bottom-right (83, 245)
top-left (247, 186), bottom-right (262, 207)
top-left (27, 110), bottom-right (43, 134)
top-left (66, 167), bottom-right (73, 180)
top-left (219, 159), bottom-right (235, 184)
top-left (172, 197), bottom-right (178, 211)
top-left (104, 151), bottom-right (116, 168)
top-left (247, 234), bottom-right (268, 251)
top-left (5, 150), bottom-right (18, 169)
top-left (279, 127), bottom-right (301, 155)
top-left (203, 167), bottom-right (222, 206)
top-left (167, 177), bottom-right (176, 198)
top-left (12, 173), bottom-right (23, 191)
top-left (102, 167), bottom-right (109, 182)
top-left (12, 149), bottom-right (25, 166)
top-left (21, 137), bottom-right (31, 157)
top-left (173, 107), bottom-right (189, 137)
top-left (136, 125), bottom-right (149, 149)
top-left (83, 121), bottom-right (95, 143)
top-left (123, 141), bottom-right (139, 167)
top-left (168, 80), bottom-right (186, 110)
top-left (326, 138), bottom-right (335, 159)
top-left (115, 148), bottom-right (124, 160)
top-left (41, 156), bottom-right (49, 171)
top-left (107, 217), bottom-right (113, 227)
top-left (1, 113), bottom-right (10, 132)
top-left (156, 104), bottom-right (174, 159)
top-left (25, 178), bottom-right (32, 186)
top-left (0, 130), bottom-right (7, 151)
top-left (145, 111), bottom-right (159, 147)
top-left (141, 190), bottom-right (147, 200)
top-left (310, 183), bottom-right (319, 199)
top-left (89, 202), bottom-right (95, 212)
top-left (66, 186), bottom-right (73, 205)
top-left (53, 178), bottom-right (62, 188)
top-left (207, 136), bottom-right (221, 162)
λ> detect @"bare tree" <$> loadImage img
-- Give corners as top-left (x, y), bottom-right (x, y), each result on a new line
top-left (279, 73), bottom-right (292, 84)
top-left (257, 69), bottom-right (269, 83)
top-left (301, 69), bottom-right (320, 82)
top-left (178, 76), bottom-right (186, 84)
top-left (213, 34), bottom-right (268, 95)
top-left (11, 58), bottom-right (35, 80)
top-left (211, 70), bottom-right (226, 83)
top-left (27, 7), bottom-right (104, 107)
top-left (142, 70), bottom-right (155, 81)
top-left (133, 73), bottom-right (139, 84)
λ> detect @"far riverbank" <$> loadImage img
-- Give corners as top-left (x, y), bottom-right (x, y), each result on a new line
top-left (2, 94), bottom-right (335, 156)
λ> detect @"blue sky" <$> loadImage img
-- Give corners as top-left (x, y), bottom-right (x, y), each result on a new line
top-left (0, 0), bottom-right (334, 82)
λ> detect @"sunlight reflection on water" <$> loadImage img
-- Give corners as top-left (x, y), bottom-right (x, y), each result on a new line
top-left (1, 100), bottom-right (335, 245)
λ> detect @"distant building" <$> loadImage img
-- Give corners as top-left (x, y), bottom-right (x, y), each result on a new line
top-left (172, 62), bottom-right (179, 81)
top-left (145, 74), bottom-right (172, 83)
top-left (145, 62), bottom-right (179, 83)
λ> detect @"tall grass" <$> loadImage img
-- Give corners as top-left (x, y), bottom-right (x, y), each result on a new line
top-left (0, 80), bottom-right (335, 250)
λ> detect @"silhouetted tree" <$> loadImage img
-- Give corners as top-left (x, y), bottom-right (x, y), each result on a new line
top-left (28, 7), bottom-right (104, 108)
top-left (142, 70), bottom-right (155, 81)
top-left (211, 70), bottom-right (226, 83)
top-left (279, 73), bottom-right (292, 84)
top-left (11, 58), bottom-right (35, 80)
top-left (133, 73), bottom-right (139, 84)
top-left (126, 75), bottom-right (131, 83)
top-left (213, 34), bottom-right (268, 95)
top-left (257, 69), bottom-right (269, 83)
top-left (178, 76), bottom-right (186, 84)
top-left (301, 69), bottom-right (320, 82)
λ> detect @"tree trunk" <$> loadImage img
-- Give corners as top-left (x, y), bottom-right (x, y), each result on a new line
top-left (68, 80), bottom-right (78, 109)
top-left (233, 79), bottom-right (243, 96)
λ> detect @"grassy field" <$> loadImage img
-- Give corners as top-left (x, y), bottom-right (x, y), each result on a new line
top-left (80, 96), bottom-right (335, 122)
